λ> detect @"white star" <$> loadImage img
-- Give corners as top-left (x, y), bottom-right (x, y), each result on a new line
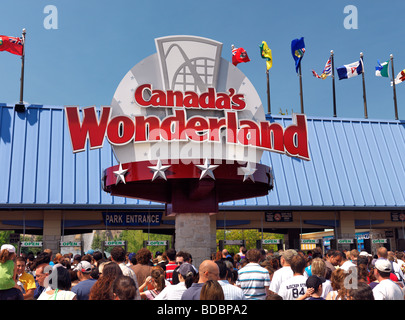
top-left (196, 158), bottom-right (219, 180)
top-left (241, 162), bottom-right (257, 182)
top-left (148, 159), bottom-right (171, 181)
top-left (113, 163), bottom-right (128, 185)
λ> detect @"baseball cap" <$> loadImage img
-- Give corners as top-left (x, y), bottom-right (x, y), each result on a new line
top-left (359, 251), bottom-right (371, 257)
top-left (1, 244), bottom-right (16, 254)
top-left (75, 261), bottom-right (92, 273)
top-left (178, 263), bottom-right (195, 278)
top-left (306, 275), bottom-right (326, 290)
top-left (375, 259), bottom-right (392, 273)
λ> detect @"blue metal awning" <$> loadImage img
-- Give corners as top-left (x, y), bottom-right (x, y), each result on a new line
top-left (0, 104), bottom-right (404, 211)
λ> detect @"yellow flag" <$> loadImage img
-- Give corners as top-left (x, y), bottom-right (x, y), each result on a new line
top-left (260, 41), bottom-right (273, 70)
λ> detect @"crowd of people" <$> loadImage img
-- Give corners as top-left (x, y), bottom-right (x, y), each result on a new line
top-left (0, 242), bottom-right (404, 300)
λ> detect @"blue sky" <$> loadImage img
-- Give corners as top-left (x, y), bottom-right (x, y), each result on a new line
top-left (1, 0), bottom-right (405, 120)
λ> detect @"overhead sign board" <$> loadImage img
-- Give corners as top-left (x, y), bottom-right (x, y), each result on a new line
top-left (102, 212), bottom-right (162, 226)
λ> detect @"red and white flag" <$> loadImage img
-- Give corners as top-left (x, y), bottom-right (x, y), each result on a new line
top-left (0, 35), bottom-right (23, 56)
top-left (232, 47), bottom-right (250, 66)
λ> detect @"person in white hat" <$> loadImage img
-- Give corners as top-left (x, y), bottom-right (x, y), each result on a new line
top-left (372, 259), bottom-right (404, 300)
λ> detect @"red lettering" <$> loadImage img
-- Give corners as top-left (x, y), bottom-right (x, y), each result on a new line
top-left (160, 110), bottom-right (187, 141)
top-left (283, 114), bottom-right (310, 160)
top-left (260, 122), bottom-right (284, 152)
top-left (238, 120), bottom-right (260, 147)
top-left (65, 106), bottom-right (111, 153)
top-left (106, 116), bottom-right (135, 145)
top-left (134, 84), bottom-right (152, 107)
top-left (185, 116), bottom-right (209, 141)
top-left (134, 115), bottom-right (161, 142)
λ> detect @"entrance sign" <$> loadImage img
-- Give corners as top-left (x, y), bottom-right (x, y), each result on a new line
top-left (372, 239), bottom-right (387, 244)
top-left (337, 239), bottom-right (354, 244)
top-left (104, 240), bottom-right (126, 246)
top-left (60, 241), bottom-right (81, 247)
top-left (146, 240), bottom-right (168, 246)
top-left (301, 239), bottom-right (319, 244)
top-left (261, 239), bottom-right (282, 245)
top-left (20, 241), bottom-right (42, 247)
top-left (64, 35), bottom-right (310, 214)
top-left (102, 212), bottom-right (162, 226)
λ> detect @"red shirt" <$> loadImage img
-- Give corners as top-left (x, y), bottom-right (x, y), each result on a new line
top-left (165, 262), bottom-right (177, 284)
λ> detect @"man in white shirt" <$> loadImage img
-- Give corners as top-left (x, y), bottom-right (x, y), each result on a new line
top-left (372, 259), bottom-right (404, 300)
top-left (278, 254), bottom-right (307, 300)
top-left (215, 260), bottom-right (245, 300)
top-left (269, 249), bottom-right (298, 294)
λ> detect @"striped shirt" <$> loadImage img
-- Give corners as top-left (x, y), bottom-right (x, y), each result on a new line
top-left (218, 280), bottom-right (246, 300)
top-left (236, 263), bottom-right (271, 300)
top-left (165, 262), bottom-right (177, 284)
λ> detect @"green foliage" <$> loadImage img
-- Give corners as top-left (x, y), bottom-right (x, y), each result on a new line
top-left (216, 229), bottom-right (283, 254)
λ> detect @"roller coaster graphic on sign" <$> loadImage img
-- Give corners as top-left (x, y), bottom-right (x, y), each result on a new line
top-left (155, 35), bottom-right (222, 92)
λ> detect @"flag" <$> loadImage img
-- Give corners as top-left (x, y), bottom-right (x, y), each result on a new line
top-left (336, 58), bottom-right (363, 80)
top-left (259, 41), bottom-right (272, 70)
top-left (232, 46), bottom-right (250, 66)
top-left (391, 69), bottom-right (405, 86)
top-left (312, 56), bottom-right (332, 79)
top-left (291, 37), bottom-right (305, 73)
top-left (0, 35), bottom-right (23, 56)
top-left (375, 60), bottom-right (389, 77)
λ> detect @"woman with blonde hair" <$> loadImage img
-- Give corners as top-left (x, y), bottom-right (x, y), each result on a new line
top-left (326, 268), bottom-right (348, 300)
top-left (311, 258), bottom-right (333, 298)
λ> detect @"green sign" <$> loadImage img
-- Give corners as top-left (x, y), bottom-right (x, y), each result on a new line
top-left (146, 241), bottom-right (168, 246)
top-left (60, 241), bottom-right (81, 247)
top-left (337, 239), bottom-right (354, 244)
top-left (262, 239), bottom-right (281, 245)
top-left (372, 239), bottom-right (387, 244)
top-left (20, 241), bottom-right (42, 247)
top-left (301, 239), bottom-right (319, 244)
top-left (104, 241), bottom-right (126, 246)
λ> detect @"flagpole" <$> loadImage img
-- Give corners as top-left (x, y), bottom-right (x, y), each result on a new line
top-left (15, 28), bottom-right (26, 113)
top-left (390, 54), bottom-right (399, 120)
top-left (331, 50), bottom-right (337, 117)
top-left (266, 69), bottom-right (271, 114)
top-left (299, 64), bottom-right (304, 113)
top-left (360, 52), bottom-right (368, 119)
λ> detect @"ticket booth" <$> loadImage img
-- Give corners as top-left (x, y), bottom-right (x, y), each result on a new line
top-left (298, 239), bottom-right (324, 253)
top-left (363, 238), bottom-right (391, 254)
top-left (256, 239), bottom-right (283, 251)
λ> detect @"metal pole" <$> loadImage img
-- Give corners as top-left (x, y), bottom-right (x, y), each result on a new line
top-left (390, 54), bottom-right (399, 120)
top-left (19, 28), bottom-right (26, 105)
top-left (299, 64), bottom-right (304, 113)
top-left (331, 50), bottom-right (337, 117)
top-left (266, 69), bottom-right (271, 114)
top-left (360, 52), bottom-right (368, 119)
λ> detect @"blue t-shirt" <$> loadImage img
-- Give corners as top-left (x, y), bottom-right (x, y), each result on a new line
top-left (71, 279), bottom-right (97, 300)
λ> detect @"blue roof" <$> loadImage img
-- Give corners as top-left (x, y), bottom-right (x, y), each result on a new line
top-left (0, 104), bottom-right (404, 210)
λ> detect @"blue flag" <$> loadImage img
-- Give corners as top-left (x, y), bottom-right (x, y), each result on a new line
top-left (291, 37), bottom-right (305, 73)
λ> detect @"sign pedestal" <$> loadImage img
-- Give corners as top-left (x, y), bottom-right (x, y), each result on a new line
top-left (175, 213), bottom-right (217, 267)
